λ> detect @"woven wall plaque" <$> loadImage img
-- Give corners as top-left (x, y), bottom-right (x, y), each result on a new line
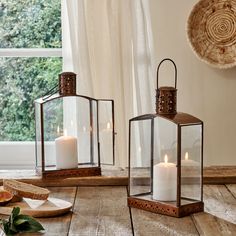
top-left (187, 0), bottom-right (236, 69)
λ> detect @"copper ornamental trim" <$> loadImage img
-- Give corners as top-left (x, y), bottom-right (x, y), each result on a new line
top-left (59, 72), bottom-right (76, 96)
top-left (128, 197), bottom-right (204, 218)
top-left (42, 167), bottom-right (101, 178)
top-left (156, 58), bottom-right (177, 115)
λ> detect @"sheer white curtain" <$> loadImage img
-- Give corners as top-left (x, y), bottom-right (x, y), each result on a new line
top-left (62, 0), bottom-right (155, 167)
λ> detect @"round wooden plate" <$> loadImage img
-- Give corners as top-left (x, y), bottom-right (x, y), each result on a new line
top-left (0, 197), bottom-right (72, 218)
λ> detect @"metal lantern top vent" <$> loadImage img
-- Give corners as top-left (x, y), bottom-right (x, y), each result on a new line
top-left (156, 58), bottom-right (177, 115)
top-left (59, 72), bottom-right (77, 96)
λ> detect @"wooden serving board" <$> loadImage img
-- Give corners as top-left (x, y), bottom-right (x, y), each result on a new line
top-left (0, 197), bottom-right (72, 218)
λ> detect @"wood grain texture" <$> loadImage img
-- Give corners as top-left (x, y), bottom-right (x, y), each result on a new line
top-left (0, 169), bottom-right (128, 187)
top-left (0, 187), bottom-right (76, 236)
top-left (192, 212), bottom-right (236, 236)
top-left (69, 186), bottom-right (132, 236)
top-left (1, 166), bottom-right (236, 187)
top-left (131, 207), bottom-right (199, 236)
top-left (202, 185), bottom-right (236, 224)
top-left (0, 197), bottom-right (72, 217)
top-left (34, 187), bottom-right (76, 236)
top-left (0, 185), bottom-right (236, 235)
top-left (203, 166), bottom-right (236, 184)
top-left (226, 184), bottom-right (236, 199)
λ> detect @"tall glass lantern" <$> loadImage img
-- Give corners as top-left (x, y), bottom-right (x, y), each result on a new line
top-left (128, 59), bottom-right (204, 217)
top-left (35, 72), bottom-right (115, 178)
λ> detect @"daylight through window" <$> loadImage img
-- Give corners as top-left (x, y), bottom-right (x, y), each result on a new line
top-left (0, 0), bottom-right (62, 142)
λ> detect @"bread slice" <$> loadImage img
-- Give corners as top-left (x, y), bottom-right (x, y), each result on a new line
top-left (3, 179), bottom-right (50, 200)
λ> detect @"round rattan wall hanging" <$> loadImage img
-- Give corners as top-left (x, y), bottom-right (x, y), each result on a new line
top-left (187, 0), bottom-right (236, 69)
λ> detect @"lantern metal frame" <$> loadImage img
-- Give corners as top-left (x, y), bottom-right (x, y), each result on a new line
top-left (35, 72), bottom-right (115, 178)
top-left (127, 59), bottom-right (204, 217)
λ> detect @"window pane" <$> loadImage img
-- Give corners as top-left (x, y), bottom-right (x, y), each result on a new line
top-left (0, 57), bottom-right (62, 141)
top-left (0, 0), bottom-right (61, 48)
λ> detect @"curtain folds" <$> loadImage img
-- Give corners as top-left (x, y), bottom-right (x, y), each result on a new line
top-left (62, 0), bottom-right (155, 167)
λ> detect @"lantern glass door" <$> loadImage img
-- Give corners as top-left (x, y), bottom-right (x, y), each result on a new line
top-left (35, 102), bottom-right (42, 170)
top-left (98, 100), bottom-right (114, 165)
top-left (129, 119), bottom-right (152, 196)
top-left (153, 117), bottom-right (178, 204)
top-left (40, 96), bottom-right (101, 171)
top-left (181, 124), bottom-right (202, 204)
top-left (74, 97), bottom-right (94, 165)
top-left (43, 97), bottom-right (63, 170)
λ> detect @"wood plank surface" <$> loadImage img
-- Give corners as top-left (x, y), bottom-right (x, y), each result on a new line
top-left (226, 184), bottom-right (236, 199)
top-left (192, 212), bottom-right (236, 236)
top-left (68, 186), bottom-right (132, 236)
top-left (0, 166), bottom-right (235, 187)
top-left (0, 187), bottom-right (76, 236)
top-left (202, 185), bottom-right (236, 224)
top-left (131, 208), bottom-right (199, 236)
top-left (0, 185), bottom-right (236, 235)
top-left (203, 166), bottom-right (236, 184)
top-left (192, 185), bottom-right (236, 236)
top-left (36, 187), bottom-right (76, 236)
top-left (0, 168), bottom-right (128, 187)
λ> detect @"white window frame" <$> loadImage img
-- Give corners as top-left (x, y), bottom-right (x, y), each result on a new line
top-left (0, 48), bottom-right (62, 169)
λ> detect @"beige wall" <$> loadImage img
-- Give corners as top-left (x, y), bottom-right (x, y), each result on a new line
top-left (149, 0), bottom-right (236, 166)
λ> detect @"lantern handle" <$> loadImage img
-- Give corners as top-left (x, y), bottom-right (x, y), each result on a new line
top-left (156, 58), bottom-right (177, 89)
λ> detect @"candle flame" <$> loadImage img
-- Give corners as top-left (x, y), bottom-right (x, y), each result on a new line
top-left (83, 126), bottom-right (86, 132)
top-left (107, 122), bottom-right (111, 129)
top-left (57, 126), bottom-right (60, 134)
top-left (164, 154), bottom-right (168, 164)
top-left (185, 152), bottom-right (189, 161)
top-left (64, 129), bottom-right (68, 136)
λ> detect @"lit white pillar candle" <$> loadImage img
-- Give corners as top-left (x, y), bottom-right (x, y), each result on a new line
top-left (55, 129), bottom-right (78, 169)
top-left (153, 154), bottom-right (177, 201)
top-left (182, 152), bottom-right (198, 166)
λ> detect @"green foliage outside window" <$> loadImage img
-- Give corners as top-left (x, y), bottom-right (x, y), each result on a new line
top-left (0, 0), bottom-right (62, 141)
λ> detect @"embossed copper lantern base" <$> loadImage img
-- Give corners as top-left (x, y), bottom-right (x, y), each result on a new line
top-left (128, 196), bottom-right (204, 218)
top-left (37, 166), bottom-right (101, 179)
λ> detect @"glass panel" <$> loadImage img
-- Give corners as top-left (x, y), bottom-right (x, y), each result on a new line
top-left (98, 100), bottom-right (114, 165)
top-left (42, 96), bottom-right (99, 171)
top-left (129, 119), bottom-right (152, 196)
top-left (74, 97), bottom-right (91, 164)
top-left (0, 57), bottom-right (62, 141)
top-left (35, 102), bottom-right (42, 169)
top-left (43, 97), bottom-right (63, 170)
top-left (181, 124), bottom-right (202, 204)
top-left (91, 100), bottom-right (99, 165)
top-left (0, 0), bottom-right (61, 48)
top-left (153, 117), bottom-right (177, 204)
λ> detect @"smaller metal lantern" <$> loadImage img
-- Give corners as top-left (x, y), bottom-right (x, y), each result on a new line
top-left (35, 72), bottom-right (115, 178)
top-left (128, 59), bottom-right (204, 217)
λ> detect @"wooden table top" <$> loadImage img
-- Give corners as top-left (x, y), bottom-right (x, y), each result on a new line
top-left (1, 184), bottom-right (235, 236)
